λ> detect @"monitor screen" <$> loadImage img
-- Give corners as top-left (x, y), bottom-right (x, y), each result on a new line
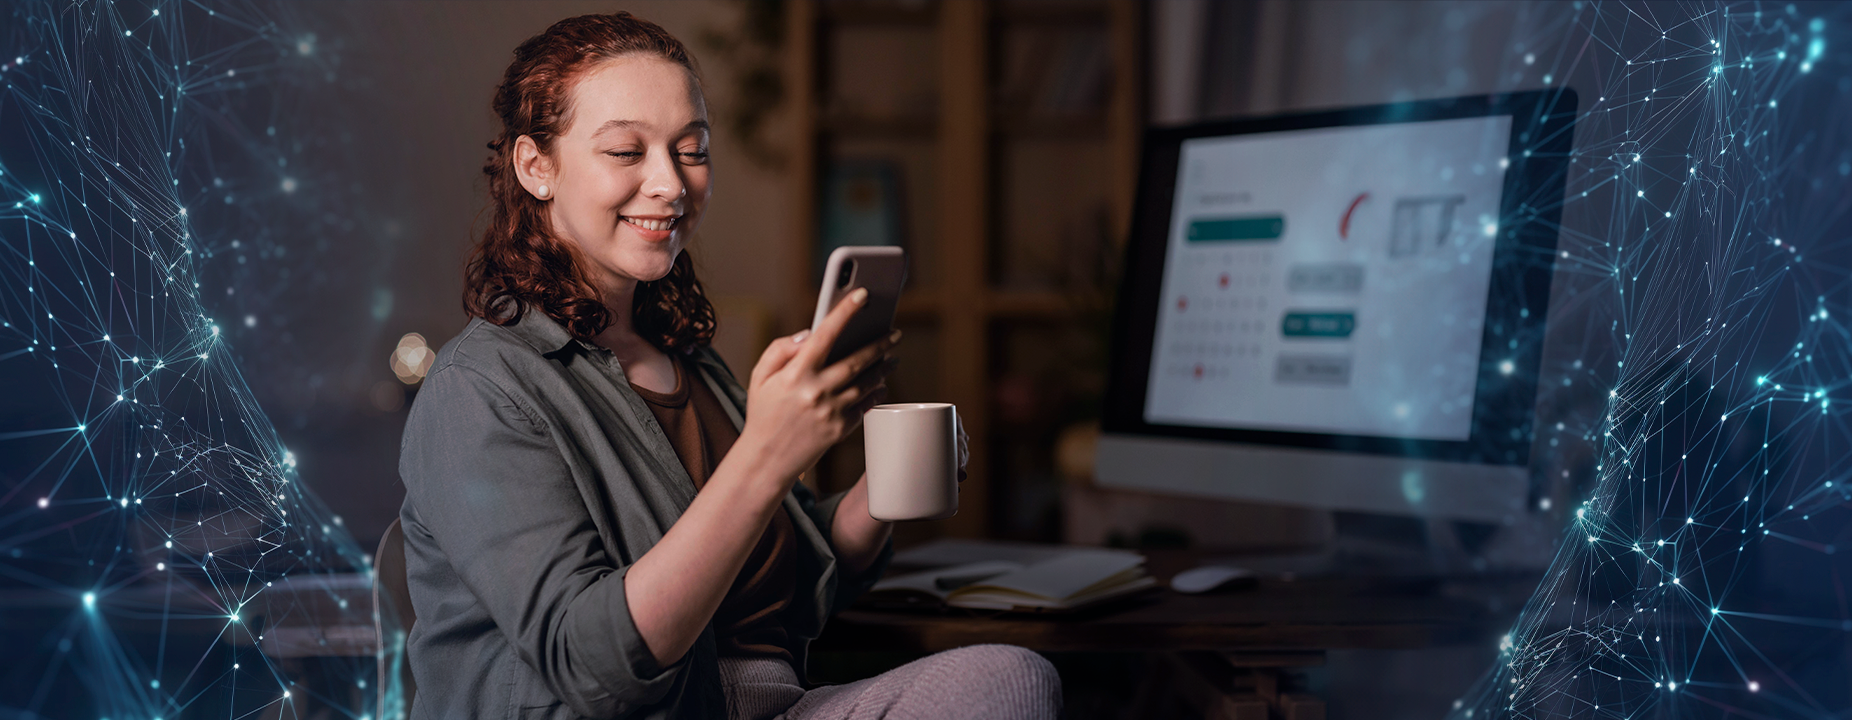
top-left (1104, 90), bottom-right (1576, 470)
top-left (1145, 115), bottom-right (1512, 442)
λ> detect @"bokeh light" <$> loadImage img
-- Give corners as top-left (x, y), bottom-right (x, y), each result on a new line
top-left (389, 332), bottom-right (433, 386)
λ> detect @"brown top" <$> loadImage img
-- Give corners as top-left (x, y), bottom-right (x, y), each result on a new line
top-left (630, 355), bottom-right (799, 662)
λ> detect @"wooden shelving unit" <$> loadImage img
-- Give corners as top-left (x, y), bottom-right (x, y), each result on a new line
top-left (788, 0), bottom-right (1142, 540)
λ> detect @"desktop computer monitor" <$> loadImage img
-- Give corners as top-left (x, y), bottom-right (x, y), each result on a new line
top-left (1097, 90), bottom-right (1576, 524)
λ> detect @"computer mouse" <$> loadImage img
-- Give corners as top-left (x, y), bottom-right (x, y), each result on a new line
top-left (1170, 565), bottom-right (1257, 594)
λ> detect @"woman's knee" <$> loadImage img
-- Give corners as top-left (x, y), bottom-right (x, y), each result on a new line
top-left (945, 644), bottom-right (1062, 695)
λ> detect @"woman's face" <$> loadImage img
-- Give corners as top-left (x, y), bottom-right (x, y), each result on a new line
top-left (523, 54), bottom-right (711, 291)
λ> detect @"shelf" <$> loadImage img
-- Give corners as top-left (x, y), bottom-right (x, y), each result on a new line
top-left (819, 112), bottom-right (938, 139)
top-left (792, 0), bottom-right (1140, 540)
top-left (992, 114), bottom-right (1109, 139)
top-left (992, 0), bottom-right (1110, 26)
top-left (817, 112), bottom-right (1106, 140)
top-left (897, 290), bottom-right (1078, 321)
top-left (819, 0), bottom-right (938, 26)
top-left (895, 293), bottom-right (943, 323)
top-left (988, 289), bottom-right (1077, 319)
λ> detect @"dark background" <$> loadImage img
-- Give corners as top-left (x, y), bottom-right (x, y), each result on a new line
top-left (6, 1), bottom-right (1852, 718)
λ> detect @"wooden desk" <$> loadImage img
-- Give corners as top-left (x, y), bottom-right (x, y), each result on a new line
top-left (813, 551), bottom-right (1525, 719)
top-left (816, 576), bottom-right (1487, 653)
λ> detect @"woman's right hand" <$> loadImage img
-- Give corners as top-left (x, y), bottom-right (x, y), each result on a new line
top-left (737, 287), bottom-right (900, 485)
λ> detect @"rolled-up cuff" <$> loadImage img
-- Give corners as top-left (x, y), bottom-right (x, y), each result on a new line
top-left (560, 565), bottom-right (689, 715)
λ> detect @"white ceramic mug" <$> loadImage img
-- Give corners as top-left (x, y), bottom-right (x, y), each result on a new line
top-left (864, 403), bottom-right (959, 521)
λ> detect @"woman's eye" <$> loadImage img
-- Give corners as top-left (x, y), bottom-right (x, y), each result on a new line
top-left (605, 151), bottom-right (643, 159)
top-left (678, 151), bottom-right (710, 164)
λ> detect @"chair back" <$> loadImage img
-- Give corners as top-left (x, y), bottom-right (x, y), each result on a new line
top-left (374, 518), bottom-right (417, 717)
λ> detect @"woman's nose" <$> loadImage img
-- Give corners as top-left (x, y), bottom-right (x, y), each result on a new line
top-left (642, 151), bottom-right (686, 202)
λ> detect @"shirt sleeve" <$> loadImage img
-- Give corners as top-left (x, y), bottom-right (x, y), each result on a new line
top-left (400, 362), bottom-right (686, 718)
top-left (796, 481), bottom-right (895, 616)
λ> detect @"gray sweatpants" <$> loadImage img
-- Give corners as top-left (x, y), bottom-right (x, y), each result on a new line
top-left (718, 644), bottom-right (1062, 720)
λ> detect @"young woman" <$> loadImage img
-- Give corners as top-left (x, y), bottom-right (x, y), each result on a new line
top-left (397, 12), bottom-right (1060, 720)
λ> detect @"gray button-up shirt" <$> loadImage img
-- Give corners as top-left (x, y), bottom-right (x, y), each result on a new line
top-left (399, 310), bottom-right (892, 719)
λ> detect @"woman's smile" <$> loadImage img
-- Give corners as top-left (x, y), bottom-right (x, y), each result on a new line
top-left (621, 214), bottom-right (679, 240)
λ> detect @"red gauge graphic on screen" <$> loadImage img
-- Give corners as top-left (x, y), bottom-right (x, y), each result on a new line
top-left (1339, 192), bottom-right (1370, 240)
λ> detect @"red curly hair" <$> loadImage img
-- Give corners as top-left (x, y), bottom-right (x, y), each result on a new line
top-left (465, 12), bottom-right (716, 352)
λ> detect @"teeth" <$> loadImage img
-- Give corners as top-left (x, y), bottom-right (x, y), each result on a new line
top-left (626, 217), bottom-right (676, 232)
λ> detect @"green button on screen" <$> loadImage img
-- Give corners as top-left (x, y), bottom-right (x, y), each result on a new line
top-left (1281, 312), bottom-right (1356, 338)
top-left (1187, 215), bottom-right (1286, 242)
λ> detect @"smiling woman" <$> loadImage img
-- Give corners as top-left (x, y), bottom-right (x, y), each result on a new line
top-left (400, 11), bottom-right (1057, 720)
top-left (465, 14), bottom-right (716, 377)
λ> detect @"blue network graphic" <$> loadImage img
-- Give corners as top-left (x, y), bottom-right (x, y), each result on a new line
top-left (1451, 2), bottom-right (1852, 718)
top-left (0, 2), bottom-right (395, 719)
top-left (2, 1), bottom-right (1851, 719)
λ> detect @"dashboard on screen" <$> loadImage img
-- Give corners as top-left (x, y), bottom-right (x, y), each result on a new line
top-left (1105, 90), bottom-right (1576, 467)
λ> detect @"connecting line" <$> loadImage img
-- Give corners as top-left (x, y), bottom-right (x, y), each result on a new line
top-left (1448, 3), bottom-right (1852, 718)
top-left (3, 2), bottom-right (382, 718)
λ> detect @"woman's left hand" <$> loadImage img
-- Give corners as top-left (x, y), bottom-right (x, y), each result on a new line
top-left (954, 409), bottom-right (969, 483)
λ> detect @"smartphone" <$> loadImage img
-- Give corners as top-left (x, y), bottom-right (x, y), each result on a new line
top-left (811, 246), bottom-right (908, 366)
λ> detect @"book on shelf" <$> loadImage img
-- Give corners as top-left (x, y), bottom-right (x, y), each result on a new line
top-left (862, 546), bottom-right (1156, 614)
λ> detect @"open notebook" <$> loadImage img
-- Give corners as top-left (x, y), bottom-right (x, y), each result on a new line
top-left (863, 549), bottom-right (1156, 613)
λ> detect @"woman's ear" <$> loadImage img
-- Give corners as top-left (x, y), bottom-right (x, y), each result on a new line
top-left (511, 134), bottom-right (556, 201)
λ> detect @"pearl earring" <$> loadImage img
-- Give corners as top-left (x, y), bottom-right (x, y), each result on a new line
top-left (536, 184), bottom-right (550, 199)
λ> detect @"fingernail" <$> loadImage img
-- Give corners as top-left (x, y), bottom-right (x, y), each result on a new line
top-left (851, 287), bottom-right (869, 304)
top-left (888, 329), bottom-right (903, 343)
top-left (792, 330), bottom-right (810, 343)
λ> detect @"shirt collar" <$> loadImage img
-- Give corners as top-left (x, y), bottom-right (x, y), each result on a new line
top-left (500, 305), bottom-right (583, 356)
